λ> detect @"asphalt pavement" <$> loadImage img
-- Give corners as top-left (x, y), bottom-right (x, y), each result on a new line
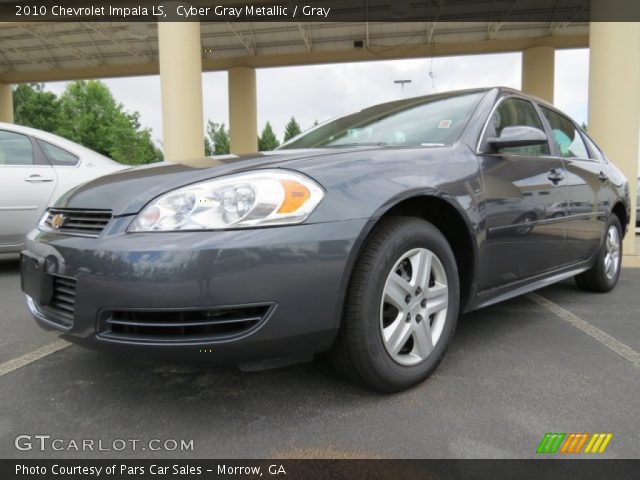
top-left (1, 248), bottom-right (639, 459)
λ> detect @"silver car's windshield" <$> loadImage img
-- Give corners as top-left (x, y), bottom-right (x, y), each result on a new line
top-left (279, 91), bottom-right (484, 149)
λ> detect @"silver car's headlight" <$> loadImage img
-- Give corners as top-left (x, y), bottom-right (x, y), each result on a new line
top-left (129, 170), bottom-right (324, 232)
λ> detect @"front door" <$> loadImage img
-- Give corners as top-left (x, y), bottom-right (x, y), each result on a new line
top-left (477, 97), bottom-right (568, 290)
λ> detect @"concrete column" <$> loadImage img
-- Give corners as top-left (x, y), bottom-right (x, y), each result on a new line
top-left (228, 67), bottom-right (258, 154)
top-left (588, 21), bottom-right (640, 255)
top-left (521, 46), bottom-right (555, 104)
top-left (158, 22), bottom-right (204, 164)
top-left (0, 83), bottom-right (13, 123)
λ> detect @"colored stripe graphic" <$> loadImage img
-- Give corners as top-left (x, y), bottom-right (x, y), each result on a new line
top-left (573, 433), bottom-right (589, 453)
top-left (537, 433), bottom-right (566, 453)
top-left (584, 433), bottom-right (613, 453)
top-left (560, 433), bottom-right (589, 453)
top-left (538, 433), bottom-right (614, 454)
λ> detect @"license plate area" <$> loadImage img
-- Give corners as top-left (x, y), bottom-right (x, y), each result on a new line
top-left (20, 251), bottom-right (53, 306)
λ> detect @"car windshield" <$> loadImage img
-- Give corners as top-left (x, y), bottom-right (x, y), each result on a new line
top-left (279, 91), bottom-right (485, 150)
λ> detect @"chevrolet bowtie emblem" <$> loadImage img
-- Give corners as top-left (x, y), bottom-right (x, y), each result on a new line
top-left (50, 213), bottom-right (66, 229)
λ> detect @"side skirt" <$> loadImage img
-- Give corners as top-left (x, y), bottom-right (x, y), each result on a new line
top-left (468, 258), bottom-right (595, 312)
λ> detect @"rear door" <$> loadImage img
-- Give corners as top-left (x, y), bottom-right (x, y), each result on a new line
top-left (538, 106), bottom-right (613, 262)
top-left (477, 96), bottom-right (568, 290)
top-left (0, 129), bottom-right (57, 249)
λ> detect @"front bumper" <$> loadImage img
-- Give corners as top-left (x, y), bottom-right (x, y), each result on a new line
top-left (22, 216), bottom-right (368, 363)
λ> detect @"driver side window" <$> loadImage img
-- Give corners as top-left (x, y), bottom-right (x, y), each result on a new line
top-left (485, 98), bottom-right (549, 156)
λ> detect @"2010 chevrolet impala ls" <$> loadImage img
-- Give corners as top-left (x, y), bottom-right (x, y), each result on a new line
top-left (21, 87), bottom-right (630, 392)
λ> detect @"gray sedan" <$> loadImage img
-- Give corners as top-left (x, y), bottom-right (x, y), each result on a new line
top-left (20, 87), bottom-right (630, 391)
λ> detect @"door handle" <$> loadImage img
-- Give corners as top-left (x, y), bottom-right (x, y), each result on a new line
top-left (547, 168), bottom-right (565, 184)
top-left (598, 171), bottom-right (609, 182)
top-left (24, 174), bottom-right (54, 183)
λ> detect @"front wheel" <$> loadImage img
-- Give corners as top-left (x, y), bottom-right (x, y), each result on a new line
top-left (330, 217), bottom-right (460, 392)
top-left (575, 215), bottom-right (623, 292)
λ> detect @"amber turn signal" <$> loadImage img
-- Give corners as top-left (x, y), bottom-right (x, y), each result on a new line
top-left (277, 179), bottom-right (311, 213)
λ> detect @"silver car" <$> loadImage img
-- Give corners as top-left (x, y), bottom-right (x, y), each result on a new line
top-left (0, 123), bottom-right (128, 253)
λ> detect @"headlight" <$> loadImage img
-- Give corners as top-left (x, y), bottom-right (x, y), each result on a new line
top-left (129, 170), bottom-right (324, 232)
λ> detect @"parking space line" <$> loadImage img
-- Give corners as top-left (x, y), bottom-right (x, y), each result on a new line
top-left (0, 340), bottom-right (70, 377)
top-left (526, 292), bottom-right (640, 368)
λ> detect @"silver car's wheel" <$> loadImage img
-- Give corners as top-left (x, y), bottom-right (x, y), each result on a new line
top-left (380, 248), bottom-right (448, 366)
top-left (603, 225), bottom-right (621, 280)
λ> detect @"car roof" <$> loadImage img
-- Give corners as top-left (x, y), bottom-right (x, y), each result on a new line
top-left (355, 86), bottom-right (548, 114)
top-left (492, 86), bottom-right (557, 109)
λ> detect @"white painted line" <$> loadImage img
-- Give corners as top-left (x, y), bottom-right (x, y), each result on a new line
top-left (526, 292), bottom-right (640, 368)
top-left (0, 340), bottom-right (70, 377)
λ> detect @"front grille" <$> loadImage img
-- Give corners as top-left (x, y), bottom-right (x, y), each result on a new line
top-left (98, 305), bottom-right (274, 343)
top-left (41, 208), bottom-right (112, 237)
top-left (41, 275), bottom-right (77, 328)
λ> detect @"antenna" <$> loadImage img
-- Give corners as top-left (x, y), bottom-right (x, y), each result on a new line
top-left (428, 57), bottom-right (437, 90)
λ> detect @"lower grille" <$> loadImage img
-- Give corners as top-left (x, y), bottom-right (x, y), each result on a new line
top-left (41, 275), bottom-right (77, 328)
top-left (98, 305), bottom-right (274, 343)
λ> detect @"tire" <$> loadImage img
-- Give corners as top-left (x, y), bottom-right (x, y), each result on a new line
top-left (514, 212), bottom-right (537, 235)
top-left (330, 216), bottom-right (460, 392)
top-left (575, 215), bottom-right (623, 293)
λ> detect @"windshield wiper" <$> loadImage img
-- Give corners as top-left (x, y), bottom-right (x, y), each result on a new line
top-left (323, 142), bottom-right (388, 148)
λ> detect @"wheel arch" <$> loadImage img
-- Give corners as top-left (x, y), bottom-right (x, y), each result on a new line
top-left (335, 192), bottom-right (479, 326)
top-left (611, 201), bottom-right (628, 237)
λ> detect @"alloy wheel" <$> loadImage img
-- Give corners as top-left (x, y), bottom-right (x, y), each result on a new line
top-left (604, 225), bottom-right (621, 280)
top-left (379, 248), bottom-right (449, 366)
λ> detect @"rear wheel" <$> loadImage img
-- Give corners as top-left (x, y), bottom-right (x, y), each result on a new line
top-left (575, 215), bottom-right (622, 292)
top-left (330, 217), bottom-right (460, 392)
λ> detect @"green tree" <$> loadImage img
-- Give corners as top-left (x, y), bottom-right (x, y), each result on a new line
top-left (283, 116), bottom-right (302, 142)
top-left (106, 111), bottom-right (162, 165)
top-left (13, 83), bottom-right (60, 132)
top-left (206, 120), bottom-right (230, 155)
top-left (204, 137), bottom-right (214, 156)
top-left (258, 121), bottom-right (280, 151)
top-left (56, 80), bottom-right (161, 164)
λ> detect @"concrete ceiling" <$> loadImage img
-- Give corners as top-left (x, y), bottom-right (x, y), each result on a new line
top-left (0, 21), bottom-right (589, 83)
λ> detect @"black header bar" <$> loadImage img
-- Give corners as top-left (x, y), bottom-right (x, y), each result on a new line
top-left (1, 0), bottom-right (639, 23)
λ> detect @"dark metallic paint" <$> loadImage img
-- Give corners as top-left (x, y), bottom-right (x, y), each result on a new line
top-left (22, 87), bottom-right (630, 362)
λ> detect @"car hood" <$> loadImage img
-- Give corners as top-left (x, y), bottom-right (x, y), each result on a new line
top-left (55, 148), bottom-right (387, 215)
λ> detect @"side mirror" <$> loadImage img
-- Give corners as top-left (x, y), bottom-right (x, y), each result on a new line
top-left (487, 126), bottom-right (547, 150)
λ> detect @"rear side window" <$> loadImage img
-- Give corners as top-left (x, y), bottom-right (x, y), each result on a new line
top-left (0, 130), bottom-right (34, 166)
top-left (484, 98), bottom-right (549, 155)
top-left (540, 107), bottom-right (589, 159)
top-left (582, 133), bottom-right (606, 163)
top-left (38, 140), bottom-right (80, 166)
